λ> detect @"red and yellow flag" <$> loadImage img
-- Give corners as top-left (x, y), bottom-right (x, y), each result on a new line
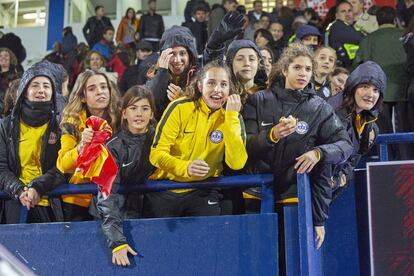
top-left (74, 116), bottom-right (117, 200)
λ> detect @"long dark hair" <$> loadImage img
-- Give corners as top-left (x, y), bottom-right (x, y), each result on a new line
top-left (125, 7), bottom-right (136, 22)
top-left (340, 85), bottom-right (383, 114)
top-left (121, 85), bottom-right (156, 131)
top-left (185, 60), bottom-right (235, 108)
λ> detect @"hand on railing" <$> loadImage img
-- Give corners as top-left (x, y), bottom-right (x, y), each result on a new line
top-left (112, 245), bottom-right (138, 266)
top-left (295, 150), bottom-right (320, 174)
top-left (19, 187), bottom-right (40, 210)
top-left (314, 225), bottom-right (325, 249)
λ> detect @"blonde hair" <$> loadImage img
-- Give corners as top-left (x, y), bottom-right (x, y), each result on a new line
top-left (62, 70), bottom-right (120, 141)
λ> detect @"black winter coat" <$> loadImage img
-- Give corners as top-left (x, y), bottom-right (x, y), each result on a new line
top-left (332, 109), bottom-right (378, 195)
top-left (139, 13), bottom-right (165, 40)
top-left (242, 85), bottom-right (353, 225)
top-left (97, 128), bottom-right (155, 250)
top-left (82, 16), bottom-right (113, 48)
top-left (0, 62), bottom-right (63, 223)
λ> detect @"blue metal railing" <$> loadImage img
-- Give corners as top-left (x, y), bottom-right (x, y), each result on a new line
top-left (376, 132), bottom-right (414, 161)
top-left (0, 174), bottom-right (275, 222)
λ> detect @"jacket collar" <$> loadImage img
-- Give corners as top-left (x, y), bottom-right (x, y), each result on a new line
top-left (199, 98), bottom-right (224, 116)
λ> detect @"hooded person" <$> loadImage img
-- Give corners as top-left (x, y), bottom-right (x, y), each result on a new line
top-left (295, 24), bottom-right (322, 50)
top-left (332, 61), bottom-right (386, 196)
top-left (0, 60), bottom-right (64, 224)
top-left (145, 25), bottom-right (198, 120)
top-left (224, 39), bottom-right (268, 104)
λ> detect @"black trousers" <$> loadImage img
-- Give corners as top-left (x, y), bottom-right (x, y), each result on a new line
top-left (0, 199), bottom-right (56, 224)
top-left (143, 189), bottom-right (221, 218)
top-left (62, 202), bottom-right (93, 222)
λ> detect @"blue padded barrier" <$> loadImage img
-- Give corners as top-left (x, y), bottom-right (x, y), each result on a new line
top-left (0, 214), bottom-right (278, 276)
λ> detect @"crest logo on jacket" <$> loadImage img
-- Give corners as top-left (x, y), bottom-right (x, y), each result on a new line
top-left (296, 121), bottom-right (309, 135)
top-left (210, 130), bottom-right (223, 144)
top-left (48, 132), bottom-right (58, 144)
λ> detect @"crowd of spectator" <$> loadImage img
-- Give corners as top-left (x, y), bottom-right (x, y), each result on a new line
top-left (0, 0), bottom-right (414, 268)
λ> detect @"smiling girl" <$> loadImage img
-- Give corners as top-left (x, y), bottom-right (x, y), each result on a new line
top-left (312, 46), bottom-right (337, 100)
top-left (332, 61), bottom-right (385, 196)
top-left (97, 85), bottom-right (156, 267)
top-left (243, 43), bottom-right (352, 249)
top-left (57, 70), bottom-right (119, 221)
top-left (145, 61), bottom-right (247, 218)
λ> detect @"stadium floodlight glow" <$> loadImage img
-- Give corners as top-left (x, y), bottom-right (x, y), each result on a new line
top-left (22, 12), bottom-right (46, 20)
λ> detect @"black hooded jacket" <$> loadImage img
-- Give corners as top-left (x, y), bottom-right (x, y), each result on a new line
top-left (97, 128), bottom-right (155, 250)
top-left (332, 61), bottom-right (386, 195)
top-left (0, 61), bottom-right (63, 223)
top-left (242, 83), bottom-right (353, 225)
top-left (146, 26), bottom-right (198, 120)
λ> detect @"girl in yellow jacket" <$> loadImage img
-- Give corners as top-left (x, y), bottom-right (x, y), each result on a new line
top-left (145, 60), bottom-right (248, 218)
top-left (57, 70), bottom-right (119, 221)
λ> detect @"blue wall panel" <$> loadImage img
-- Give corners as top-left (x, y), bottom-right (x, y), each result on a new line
top-left (0, 214), bottom-right (278, 276)
top-left (47, 0), bottom-right (65, 50)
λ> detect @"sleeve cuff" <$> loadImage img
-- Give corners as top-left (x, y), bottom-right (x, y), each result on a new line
top-left (112, 244), bottom-right (128, 254)
top-left (314, 148), bottom-right (322, 161)
top-left (269, 130), bottom-right (279, 144)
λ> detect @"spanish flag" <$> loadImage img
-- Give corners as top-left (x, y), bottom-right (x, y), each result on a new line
top-left (74, 116), bottom-right (117, 200)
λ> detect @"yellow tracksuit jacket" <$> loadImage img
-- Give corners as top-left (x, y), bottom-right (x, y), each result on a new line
top-left (57, 111), bottom-right (92, 207)
top-left (149, 98), bottom-right (248, 192)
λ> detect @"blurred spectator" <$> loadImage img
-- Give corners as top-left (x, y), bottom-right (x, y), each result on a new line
top-left (258, 14), bottom-right (271, 30)
top-left (295, 24), bottom-right (322, 49)
top-left (119, 41), bottom-right (153, 94)
top-left (0, 48), bottom-right (21, 115)
top-left (83, 50), bottom-right (117, 84)
top-left (0, 32), bottom-right (26, 65)
top-left (238, 5), bottom-right (256, 41)
top-left (349, 0), bottom-right (378, 34)
top-left (208, 0), bottom-right (238, 36)
top-left (139, 0), bottom-right (165, 51)
top-left (354, 6), bottom-right (408, 158)
top-left (61, 26), bottom-right (78, 55)
top-left (92, 27), bottom-right (116, 61)
top-left (289, 15), bottom-right (308, 42)
top-left (184, 0), bottom-right (210, 23)
top-left (259, 47), bottom-right (274, 77)
top-left (268, 22), bottom-right (287, 61)
top-left (401, 0), bottom-right (414, 27)
top-left (322, 7), bottom-right (337, 32)
top-left (254, 29), bottom-right (278, 58)
top-left (327, 1), bottom-right (364, 69)
top-left (403, 17), bottom-right (414, 91)
top-left (83, 5), bottom-right (113, 49)
top-left (248, 1), bottom-right (270, 25)
top-left (116, 8), bottom-right (139, 49)
top-left (303, 8), bottom-right (322, 31)
top-left (327, 67), bottom-right (350, 109)
top-left (2, 78), bottom-right (20, 118)
top-left (182, 5), bottom-right (209, 58)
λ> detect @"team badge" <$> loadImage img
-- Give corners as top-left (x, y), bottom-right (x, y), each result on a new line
top-left (210, 130), bottom-right (223, 144)
top-left (322, 87), bottom-right (331, 98)
top-left (48, 132), bottom-right (58, 144)
top-left (296, 121), bottom-right (309, 135)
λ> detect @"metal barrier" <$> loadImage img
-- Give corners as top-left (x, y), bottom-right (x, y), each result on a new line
top-left (376, 132), bottom-right (414, 161)
top-left (0, 174), bottom-right (275, 223)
